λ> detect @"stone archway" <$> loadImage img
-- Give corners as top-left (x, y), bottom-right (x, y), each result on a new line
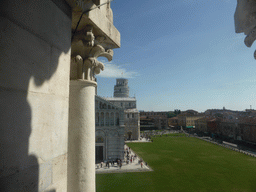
top-left (128, 132), bottom-right (132, 140)
top-left (95, 136), bottom-right (104, 163)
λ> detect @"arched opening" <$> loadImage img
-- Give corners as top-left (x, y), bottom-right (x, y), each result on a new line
top-left (95, 100), bottom-right (99, 109)
top-left (110, 112), bottom-right (114, 126)
top-left (96, 112), bottom-right (99, 126)
top-left (95, 136), bottom-right (104, 163)
top-left (96, 136), bottom-right (104, 143)
top-left (105, 112), bottom-right (109, 126)
top-left (128, 132), bottom-right (132, 140)
top-left (100, 112), bottom-right (104, 126)
top-left (116, 112), bottom-right (119, 125)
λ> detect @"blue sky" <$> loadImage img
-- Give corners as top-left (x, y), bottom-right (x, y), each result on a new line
top-left (97, 0), bottom-right (256, 112)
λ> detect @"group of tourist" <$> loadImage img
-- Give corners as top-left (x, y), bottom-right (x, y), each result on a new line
top-left (97, 146), bottom-right (147, 170)
top-left (124, 147), bottom-right (137, 164)
top-left (124, 147), bottom-right (145, 168)
top-left (100, 158), bottom-right (123, 169)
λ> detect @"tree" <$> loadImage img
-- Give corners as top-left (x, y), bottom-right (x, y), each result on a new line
top-left (174, 109), bottom-right (181, 115)
top-left (166, 110), bottom-right (181, 118)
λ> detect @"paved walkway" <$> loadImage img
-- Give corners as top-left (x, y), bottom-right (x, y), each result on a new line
top-left (197, 136), bottom-right (256, 158)
top-left (96, 140), bottom-right (153, 174)
top-left (125, 137), bottom-right (151, 143)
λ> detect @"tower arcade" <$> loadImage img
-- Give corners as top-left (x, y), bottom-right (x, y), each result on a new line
top-left (114, 78), bottom-right (129, 97)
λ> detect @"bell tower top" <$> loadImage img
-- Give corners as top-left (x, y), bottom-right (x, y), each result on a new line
top-left (114, 78), bottom-right (129, 97)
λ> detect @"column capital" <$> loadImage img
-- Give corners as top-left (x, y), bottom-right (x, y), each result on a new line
top-left (71, 25), bottom-right (113, 81)
top-left (234, 0), bottom-right (256, 59)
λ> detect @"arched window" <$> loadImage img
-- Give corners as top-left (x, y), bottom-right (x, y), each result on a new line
top-left (116, 112), bottom-right (119, 125)
top-left (105, 112), bottom-right (109, 126)
top-left (96, 112), bottom-right (99, 126)
top-left (95, 101), bottom-right (98, 109)
top-left (110, 112), bottom-right (114, 126)
top-left (100, 112), bottom-right (104, 126)
top-left (96, 136), bottom-right (104, 143)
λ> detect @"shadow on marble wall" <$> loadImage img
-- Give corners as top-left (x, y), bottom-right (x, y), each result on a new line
top-left (0, 1), bottom-right (71, 190)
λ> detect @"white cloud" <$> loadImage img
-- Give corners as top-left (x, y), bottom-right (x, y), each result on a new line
top-left (97, 61), bottom-right (139, 78)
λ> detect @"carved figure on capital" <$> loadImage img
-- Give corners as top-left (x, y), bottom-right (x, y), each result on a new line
top-left (71, 25), bottom-right (113, 80)
top-left (235, 0), bottom-right (256, 59)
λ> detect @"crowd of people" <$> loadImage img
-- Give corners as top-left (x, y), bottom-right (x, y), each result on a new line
top-left (97, 146), bottom-right (146, 169)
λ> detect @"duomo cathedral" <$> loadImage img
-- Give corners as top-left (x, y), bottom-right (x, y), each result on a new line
top-left (95, 78), bottom-right (140, 163)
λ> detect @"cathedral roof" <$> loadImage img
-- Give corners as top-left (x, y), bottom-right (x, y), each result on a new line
top-left (104, 97), bottom-right (136, 101)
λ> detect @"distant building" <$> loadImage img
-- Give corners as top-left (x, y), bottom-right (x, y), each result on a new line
top-left (238, 123), bottom-right (256, 144)
top-left (140, 116), bottom-right (157, 131)
top-left (207, 118), bottom-right (220, 135)
top-left (184, 109), bottom-right (199, 115)
top-left (140, 111), bottom-right (168, 117)
top-left (177, 113), bottom-right (204, 129)
top-left (140, 111), bottom-right (168, 130)
top-left (195, 117), bottom-right (208, 134)
top-left (168, 117), bottom-right (179, 129)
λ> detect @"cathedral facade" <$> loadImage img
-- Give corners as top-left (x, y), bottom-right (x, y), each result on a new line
top-left (95, 78), bottom-right (140, 162)
top-left (95, 95), bottom-right (125, 163)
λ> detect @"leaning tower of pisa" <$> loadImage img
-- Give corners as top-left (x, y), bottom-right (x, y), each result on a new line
top-left (113, 78), bottom-right (129, 97)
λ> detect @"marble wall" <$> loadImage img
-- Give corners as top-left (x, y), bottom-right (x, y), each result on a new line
top-left (0, 0), bottom-right (71, 191)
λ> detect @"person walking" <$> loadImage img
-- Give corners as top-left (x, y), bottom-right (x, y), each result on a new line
top-left (141, 162), bottom-right (143, 168)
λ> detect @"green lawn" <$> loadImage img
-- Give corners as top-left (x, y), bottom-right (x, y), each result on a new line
top-left (96, 136), bottom-right (256, 192)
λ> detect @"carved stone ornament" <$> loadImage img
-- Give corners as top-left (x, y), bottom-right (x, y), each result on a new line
top-left (235, 0), bottom-right (256, 59)
top-left (71, 25), bottom-right (113, 80)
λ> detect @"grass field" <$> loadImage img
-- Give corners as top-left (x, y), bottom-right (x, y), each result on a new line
top-left (96, 136), bottom-right (256, 192)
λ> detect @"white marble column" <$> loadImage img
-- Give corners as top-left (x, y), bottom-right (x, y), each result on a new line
top-left (68, 80), bottom-right (97, 192)
top-left (68, 24), bottom-right (113, 192)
